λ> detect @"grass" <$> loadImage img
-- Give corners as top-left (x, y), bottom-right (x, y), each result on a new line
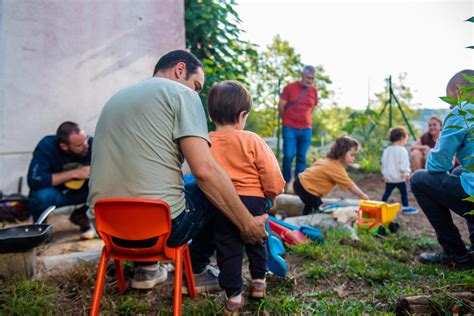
top-left (0, 229), bottom-right (473, 314)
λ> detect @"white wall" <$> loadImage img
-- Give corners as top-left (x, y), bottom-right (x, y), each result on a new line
top-left (0, 0), bottom-right (185, 194)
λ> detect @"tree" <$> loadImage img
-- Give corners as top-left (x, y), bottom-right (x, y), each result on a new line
top-left (246, 35), bottom-right (334, 137)
top-left (184, 0), bottom-right (257, 129)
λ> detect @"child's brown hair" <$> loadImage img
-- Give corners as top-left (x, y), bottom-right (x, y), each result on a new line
top-left (326, 136), bottom-right (360, 160)
top-left (389, 126), bottom-right (407, 143)
top-left (207, 80), bottom-right (252, 125)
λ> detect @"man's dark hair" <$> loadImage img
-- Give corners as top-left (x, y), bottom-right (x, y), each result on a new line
top-left (207, 80), bottom-right (252, 125)
top-left (327, 136), bottom-right (359, 160)
top-left (153, 50), bottom-right (203, 79)
top-left (389, 126), bottom-right (408, 143)
top-left (56, 121), bottom-right (81, 144)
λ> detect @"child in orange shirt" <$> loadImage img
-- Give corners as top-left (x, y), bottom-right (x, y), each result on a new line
top-left (207, 80), bottom-right (285, 313)
top-left (294, 136), bottom-right (369, 214)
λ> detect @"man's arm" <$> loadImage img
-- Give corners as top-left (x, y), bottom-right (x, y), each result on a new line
top-left (51, 166), bottom-right (90, 186)
top-left (278, 99), bottom-right (287, 117)
top-left (180, 136), bottom-right (268, 244)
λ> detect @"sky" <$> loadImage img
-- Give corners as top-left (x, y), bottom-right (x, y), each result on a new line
top-left (236, 0), bottom-right (474, 109)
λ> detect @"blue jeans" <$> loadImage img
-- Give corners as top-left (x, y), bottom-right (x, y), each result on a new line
top-left (411, 169), bottom-right (474, 255)
top-left (29, 186), bottom-right (89, 222)
top-left (282, 126), bottom-right (312, 182)
top-left (166, 181), bottom-right (217, 274)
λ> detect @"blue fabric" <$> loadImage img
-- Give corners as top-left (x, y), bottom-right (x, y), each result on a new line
top-left (282, 126), bottom-right (312, 182)
top-left (29, 186), bottom-right (89, 221)
top-left (166, 178), bottom-right (217, 273)
top-left (27, 135), bottom-right (93, 191)
top-left (426, 103), bottom-right (474, 196)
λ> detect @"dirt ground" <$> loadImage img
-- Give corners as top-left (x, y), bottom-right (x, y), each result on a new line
top-left (26, 172), bottom-right (471, 259)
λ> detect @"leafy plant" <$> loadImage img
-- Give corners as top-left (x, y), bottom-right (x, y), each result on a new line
top-left (438, 16), bottom-right (474, 215)
top-left (185, 0), bottom-right (257, 130)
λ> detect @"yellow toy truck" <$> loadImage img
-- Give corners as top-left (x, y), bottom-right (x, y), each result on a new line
top-left (355, 200), bottom-right (400, 235)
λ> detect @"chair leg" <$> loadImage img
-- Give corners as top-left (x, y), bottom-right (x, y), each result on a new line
top-left (183, 246), bottom-right (196, 298)
top-left (173, 250), bottom-right (183, 316)
top-left (90, 248), bottom-right (108, 316)
top-left (114, 260), bottom-right (126, 293)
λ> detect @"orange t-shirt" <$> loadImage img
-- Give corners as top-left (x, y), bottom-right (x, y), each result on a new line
top-left (209, 130), bottom-right (285, 199)
top-left (298, 158), bottom-right (354, 197)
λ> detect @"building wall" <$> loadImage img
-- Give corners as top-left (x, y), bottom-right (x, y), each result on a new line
top-left (0, 0), bottom-right (185, 194)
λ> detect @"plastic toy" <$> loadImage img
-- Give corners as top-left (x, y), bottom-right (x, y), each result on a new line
top-left (269, 215), bottom-right (324, 243)
top-left (266, 220), bottom-right (287, 277)
top-left (268, 220), bottom-right (310, 245)
top-left (354, 200), bottom-right (400, 235)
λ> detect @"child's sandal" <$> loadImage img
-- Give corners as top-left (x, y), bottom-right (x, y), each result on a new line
top-left (224, 297), bottom-right (244, 316)
top-left (249, 280), bottom-right (266, 299)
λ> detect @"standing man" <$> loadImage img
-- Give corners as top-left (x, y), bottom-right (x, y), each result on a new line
top-left (27, 121), bottom-right (95, 239)
top-left (411, 69), bottom-right (474, 269)
top-left (278, 65), bottom-right (318, 192)
top-left (88, 50), bottom-right (268, 291)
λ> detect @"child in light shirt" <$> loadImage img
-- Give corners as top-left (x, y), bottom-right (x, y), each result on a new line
top-left (381, 126), bottom-right (418, 215)
top-left (207, 80), bottom-right (285, 314)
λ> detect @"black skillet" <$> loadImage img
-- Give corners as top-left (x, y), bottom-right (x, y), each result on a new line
top-left (0, 206), bottom-right (56, 253)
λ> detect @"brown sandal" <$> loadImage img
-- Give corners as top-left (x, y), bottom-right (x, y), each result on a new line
top-left (249, 280), bottom-right (266, 299)
top-left (224, 296), bottom-right (244, 316)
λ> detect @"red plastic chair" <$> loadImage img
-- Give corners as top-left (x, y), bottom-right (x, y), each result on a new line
top-left (90, 198), bottom-right (196, 316)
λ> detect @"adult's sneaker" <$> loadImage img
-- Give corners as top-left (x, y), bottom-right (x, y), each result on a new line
top-left (182, 265), bottom-right (221, 294)
top-left (420, 251), bottom-right (474, 269)
top-left (131, 264), bottom-right (168, 289)
top-left (402, 206), bottom-right (419, 215)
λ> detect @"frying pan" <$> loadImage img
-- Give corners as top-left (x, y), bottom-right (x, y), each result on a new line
top-left (0, 206), bottom-right (56, 253)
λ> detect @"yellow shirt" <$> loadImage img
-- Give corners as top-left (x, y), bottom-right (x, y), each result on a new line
top-left (299, 158), bottom-right (354, 196)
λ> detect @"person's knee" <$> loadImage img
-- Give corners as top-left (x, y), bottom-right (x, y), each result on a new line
top-left (410, 169), bottom-right (429, 192)
top-left (31, 188), bottom-right (62, 208)
top-left (411, 150), bottom-right (422, 160)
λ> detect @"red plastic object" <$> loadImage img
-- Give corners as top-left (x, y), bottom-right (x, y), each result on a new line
top-left (268, 220), bottom-right (310, 245)
top-left (90, 198), bottom-right (196, 316)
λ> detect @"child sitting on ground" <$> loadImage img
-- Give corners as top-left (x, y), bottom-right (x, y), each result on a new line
top-left (294, 135), bottom-right (369, 215)
top-left (381, 126), bottom-right (418, 215)
top-left (207, 80), bottom-right (285, 314)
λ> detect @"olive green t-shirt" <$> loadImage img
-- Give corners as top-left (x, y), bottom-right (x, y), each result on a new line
top-left (87, 77), bottom-right (209, 219)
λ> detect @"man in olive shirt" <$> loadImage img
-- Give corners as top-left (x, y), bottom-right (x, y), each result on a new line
top-left (88, 50), bottom-right (267, 291)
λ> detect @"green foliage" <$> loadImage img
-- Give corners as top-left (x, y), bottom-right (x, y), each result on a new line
top-left (245, 35), bottom-right (335, 138)
top-left (116, 297), bottom-right (152, 315)
top-left (185, 0), bottom-right (257, 130)
top-left (0, 278), bottom-right (56, 315)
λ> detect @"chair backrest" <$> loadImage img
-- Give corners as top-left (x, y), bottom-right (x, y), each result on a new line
top-left (94, 198), bottom-right (172, 258)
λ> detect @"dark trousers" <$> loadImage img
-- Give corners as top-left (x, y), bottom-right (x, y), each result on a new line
top-left (381, 182), bottom-right (408, 207)
top-left (293, 177), bottom-right (322, 215)
top-left (410, 169), bottom-right (474, 255)
top-left (29, 186), bottom-right (89, 223)
top-left (215, 196), bottom-right (267, 296)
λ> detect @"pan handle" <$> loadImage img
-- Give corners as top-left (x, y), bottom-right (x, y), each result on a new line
top-left (35, 205), bottom-right (57, 225)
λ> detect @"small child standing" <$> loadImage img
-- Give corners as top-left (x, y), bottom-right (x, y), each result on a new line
top-left (381, 126), bottom-right (418, 215)
top-left (207, 80), bottom-right (285, 314)
top-left (294, 136), bottom-right (369, 215)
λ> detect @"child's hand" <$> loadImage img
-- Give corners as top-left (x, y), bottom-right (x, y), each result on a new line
top-left (404, 174), bottom-right (410, 182)
top-left (360, 193), bottom-right (369, 200)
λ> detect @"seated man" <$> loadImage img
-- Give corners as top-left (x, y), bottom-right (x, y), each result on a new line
top-left (411, 69), bottom-right (474, 269)
top-left (27, 121), bottom-right (95, 239)
top-left (87, 50), bottom-right (268, 291)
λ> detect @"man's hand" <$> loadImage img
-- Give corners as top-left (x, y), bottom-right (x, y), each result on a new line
top-left (240, 214), bottom-right (268, 244)
top-left (72, 166), bottom-right (91, 179)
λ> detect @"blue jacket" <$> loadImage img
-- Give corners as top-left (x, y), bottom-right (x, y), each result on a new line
top-left (427, 103), bottom-right (474, 196)
top-left (27, 135), bottom-right (93, 191)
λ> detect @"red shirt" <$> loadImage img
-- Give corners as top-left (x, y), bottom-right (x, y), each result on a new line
top-left (280, 81), bottom-right (318, 129)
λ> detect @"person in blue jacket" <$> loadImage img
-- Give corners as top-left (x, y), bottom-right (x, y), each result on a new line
top-left (27, 121), bottom-right (95, 239)
top-left (411, 69), bottom-right (474, 269)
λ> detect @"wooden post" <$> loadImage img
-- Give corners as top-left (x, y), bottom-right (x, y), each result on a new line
top-left (0, 250), bottom-right (36, 281)
top-left (396, 292), bottom-right (474, 315)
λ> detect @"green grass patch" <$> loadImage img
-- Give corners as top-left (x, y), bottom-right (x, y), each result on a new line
top-left (0, 278), bottom-right (56, 315)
